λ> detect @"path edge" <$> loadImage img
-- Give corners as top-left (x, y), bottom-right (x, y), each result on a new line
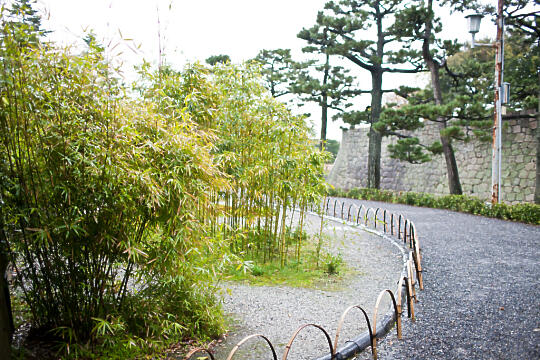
top-left (313, 214), bottom-right (411, 360)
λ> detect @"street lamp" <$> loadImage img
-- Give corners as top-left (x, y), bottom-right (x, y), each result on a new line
top-left (466, 1), bottom-right (506, 204)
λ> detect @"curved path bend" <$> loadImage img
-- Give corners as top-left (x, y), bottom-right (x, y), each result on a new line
top-left (349, 199), bottom-right (540, 360)
top-left (207, 199), bottom-right (539, 360)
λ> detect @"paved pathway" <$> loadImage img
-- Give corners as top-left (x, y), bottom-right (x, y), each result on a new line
top-left (347, 199), bottom-right (540, 360)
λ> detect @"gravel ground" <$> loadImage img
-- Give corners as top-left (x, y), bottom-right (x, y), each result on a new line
top-left (343, 199), bottom-right (540, 360)
top-left (210, 211), bottom-right (404, 360)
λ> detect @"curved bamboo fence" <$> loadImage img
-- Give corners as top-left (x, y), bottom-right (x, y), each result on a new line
top-left (185, 198), bottom-right (424, 360)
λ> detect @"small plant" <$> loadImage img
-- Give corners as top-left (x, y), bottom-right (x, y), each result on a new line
top-left (323, 253), bottom-right (343, 275)
top-left (224, 225), bottom-right (349, 288)
top-left (251, 265), bottom-right (265, 277)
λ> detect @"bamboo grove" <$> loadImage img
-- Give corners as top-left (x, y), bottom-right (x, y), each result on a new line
top-left (140, 63), bottom-right (329, 267)
top-left (0, 5), bottom-right (328, 356)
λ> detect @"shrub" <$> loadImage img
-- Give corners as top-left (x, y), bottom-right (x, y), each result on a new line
top-left (457, 196), bottom-right (486, 215)
top-left (346, 188), bottom-right (362, 199)
top-left (330, 187), bottom-right (540, 225)
top-left (0, 14), bottom-right (228, 355)
top-left (328, 187), bottom-right (345, 197)
top-left (509, 203), bottom-right (540, 225)
top-left (402, 192), bottom-right (421, 206)
top-left (489, 203), bottom-right (511, 220)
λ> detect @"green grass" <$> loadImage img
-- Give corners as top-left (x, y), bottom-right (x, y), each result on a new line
top-left (223, 233), bottom-right (354, 290)
top-left (224, 258), bottom-right (354, 290)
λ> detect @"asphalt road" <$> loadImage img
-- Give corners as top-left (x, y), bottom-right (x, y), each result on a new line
top-left (343, 198), bottom-right (540, 360)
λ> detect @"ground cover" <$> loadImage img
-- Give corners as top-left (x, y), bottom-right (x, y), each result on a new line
top-left (222, 227), bottom-right (352, 289)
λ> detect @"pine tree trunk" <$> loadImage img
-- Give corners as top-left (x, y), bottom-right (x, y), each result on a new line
top-left (320, 53), bottom-right (330, 150)
top-left (367, 69), bottom-right (383, 189)
top-left (423, 0), bottom-right (462, 195)
top-left (320, 99), bottom-right (328, 150)
top-left (438, 126), bottom-right (463, 194)
top-left (367, 129), bottom-right (381, 188)
top-left (534, 70), bottom-right (540, 204)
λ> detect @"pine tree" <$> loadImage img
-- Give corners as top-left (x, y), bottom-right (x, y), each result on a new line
top-left (376, 0), bottom-right (476, 194)
top-left (294, 26), bottom-right (359, 149)
top-left (253, 49), bottom-right (300, 98)
top-left (380, 0), bottom-right (538, 197)
top-left (205, 54), bottom-right (230, 66)
top-left (298, 0), bottom-right (423, 188)
top-left (3, 0), bottom-right (44, 47)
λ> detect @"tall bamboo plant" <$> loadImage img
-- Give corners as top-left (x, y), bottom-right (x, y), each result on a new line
top-left (213, 63), bottom-right (329, 265)
top-left (0, 8), bottom-right (330, 352)
top-left (0, 9), bottom-right (229, 353)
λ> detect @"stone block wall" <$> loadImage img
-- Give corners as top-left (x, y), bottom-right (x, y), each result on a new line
top-left (327, 116), bottom-right (537, 205)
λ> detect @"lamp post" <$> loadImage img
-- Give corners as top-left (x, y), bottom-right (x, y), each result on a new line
top-left (466, 0), bottom-right (505, 204)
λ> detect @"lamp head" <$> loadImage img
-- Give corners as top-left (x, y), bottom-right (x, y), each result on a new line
top-left (465, 13), bottom-right (483, 34)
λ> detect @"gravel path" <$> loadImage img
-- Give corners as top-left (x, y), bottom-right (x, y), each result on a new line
top-left (206, 199), bottom-right (540, 360)
top-left (211, 212), bottom-right (404, 360)
top-left (344, 199), bottom-right (540, 360)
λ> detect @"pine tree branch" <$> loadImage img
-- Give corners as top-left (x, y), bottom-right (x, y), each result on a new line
top-left (509, 11), bottom-right (539, 18)
top-left (380, 2), bottom-right (399, 16)
top-left (383, 65), bottom-right (423, 73)
top-left (387, 130), bottom-right (415, 139)
top-left (344, 54), bottom-right (376, 71)
top-left (382, 36), bottom-right (397, 44)
top-left (443, 60), bottom-right (464, 87)
top-left (350, 89), bottom-right (374, 94)
top-left (325, 28), bottom-right (373, 59)
top-left (386, 131), bottom-right (434, 149)
top-left (273, 91), bottom-right (290, 98)
top-left (328, 105), bottom-right (346, 112)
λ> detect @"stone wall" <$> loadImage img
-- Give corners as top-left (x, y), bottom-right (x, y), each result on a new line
top-left (327, 115), bottom-right (537, 204)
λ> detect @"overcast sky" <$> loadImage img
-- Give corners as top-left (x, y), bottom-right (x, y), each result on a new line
top-left (35, 0), bottom-right (496, 140)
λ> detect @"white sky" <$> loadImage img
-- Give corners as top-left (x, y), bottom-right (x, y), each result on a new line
top-left (35, 0), bottom-right (496, 140)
